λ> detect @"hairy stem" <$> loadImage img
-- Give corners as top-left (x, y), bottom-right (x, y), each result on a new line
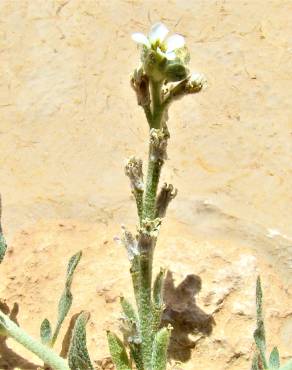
top-left (138, 80), bottom-right (166, 369)
top-left (0, 311), bottom-right (69, 370)
top-left (139, 251), bottom-right (154, 369)
top-left (150, 80), bottom-right (163, 129)
top-left (142, 158), bottom-right (163, 221)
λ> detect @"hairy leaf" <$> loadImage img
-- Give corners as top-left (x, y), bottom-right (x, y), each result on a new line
top-left (0, 197), bottom-right (7, 264)
top-left (68, 311), bottom-right (93, 370)
top-left (107, 331), bottom-right (131, 370)
top-left (40, 318), bottom-right (52, 345)
top-left (151, 326), bottom-right (171, 370)
top-left (256, 276), bottom-right (266, 348)
top-left (153, 269), bottom-right (165, 308)
top-left (269, 347), bottom-right (280, 369)
top-left (129, 343), bottom-right (143, 370)
top-left (51, 251), bottom-right (82, 345)
top-left (0, 232), bottom-right (7, 265)
top-left (120, 296), bottom-right (138, 326)
top-left (251, 354), bottom-right (260, 370)
top-left (253, 276), bottom-right (268, 369)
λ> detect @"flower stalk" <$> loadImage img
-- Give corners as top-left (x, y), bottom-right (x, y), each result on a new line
top-left (109, 22), bottom-right (206, 370)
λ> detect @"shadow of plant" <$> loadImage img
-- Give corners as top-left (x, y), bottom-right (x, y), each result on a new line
top-left (0, 301), bottom-right (40, 370)
top-left (162, 271), bottom-right (215, 362)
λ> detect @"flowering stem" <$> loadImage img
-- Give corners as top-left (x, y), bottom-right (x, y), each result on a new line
top-left (0, 311), bottom-right (69, 370)
top-left (137, 80), bottom-right (167, 369)
top-left (142, 156), bottom-right (163, 220)
top-left (150, 80), bottom-right (163, 129)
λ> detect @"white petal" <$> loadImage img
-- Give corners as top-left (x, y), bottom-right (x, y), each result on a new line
top-left (165, 34), bottom-right (185, 52)
top-left (165, 51), bottom-right (176, 60)
top-left (131, 32), bottom-right (150, 47)
top-left (149, 22), bottom-right (169, 43)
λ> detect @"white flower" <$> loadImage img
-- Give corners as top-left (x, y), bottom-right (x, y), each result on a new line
top-left (132, 22), bottom-right (185, 61)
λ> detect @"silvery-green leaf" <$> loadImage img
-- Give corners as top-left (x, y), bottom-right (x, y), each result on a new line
top-left (68, 311), bottom-right (93, 370)
top-left (251, 354), bottom-right (260, 370)
top-left (0, 197), bottom-right (7, 264)
top-left (129, 342), bottom-right (143, 370)
top-left (0, 232), bottom-right (7, 265)
top-left (153, 269), bottom-right (165, 308)
top-left (40, 318), bottom-right (52, 345)
top-left (51, 251), bottom-right (82, 345)
top-left (151, 326), bottom-right (171, 370)
top-left (256, 276), bottom-right (266, 347)
top-left (120, 296), bottom-right (138, 326)
top-left (269, 347), bottom-right (280, 369)
top-left (253, 276), bottom-right (268, 369)
top-left (107, 331), bottom-right (131, 370)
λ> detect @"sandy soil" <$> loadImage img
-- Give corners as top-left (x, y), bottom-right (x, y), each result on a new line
top-left (0, 0), bottom-right (291, 369)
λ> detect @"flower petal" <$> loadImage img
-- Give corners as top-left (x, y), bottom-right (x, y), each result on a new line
top-left (149, 22), bottom-right (169, 43)
top-left (165, 51), bottom-right (176, 60)
top-left (132, 32), bottom-right (150, 48)
top-left (165, 34), bottom-right (185, 52)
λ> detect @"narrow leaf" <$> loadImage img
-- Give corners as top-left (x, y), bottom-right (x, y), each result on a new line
top-left (256, 276), bottom-right (266, 348)
top-left (129, 343), bottom-right (143, 370)
top-left (0, 232), bottom-right (7, 265)
top-left (151, 326), bottom-right (171, 370)
top-left (0, 196), bottom-right (7, 264)
top-left (269, 347), bottom-right (280, 369)
top-left (253, 276), bottom-right (268, 369)
top-left (120, 296), bottom-right (138, 325)
top-left (40, 318), bottom-right (52, 345)
top-left (153, 269), bottom-right (165, 308)
top-left (68, 311), bottom-right (93, 370)
top-left (251, 354), bottom-right (260, 370)
top-left (51, 251), bottom-right (82, 345)
top-left (107, 331), bottom-right (131, 370)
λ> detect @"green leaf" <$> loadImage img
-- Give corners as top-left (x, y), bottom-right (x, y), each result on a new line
top-left (107, 331), bottom-right (131, 370)
top-left (68, 311), bottom-right (93, 370)
top-left (40, 318), bottom-right (52, 345)
top-left (129, 343), bottom-right (143, 370)
top-left (153, 269), bottom-right (165, 308)
top-left (51, 251), bottom-right (82, 345)
top-left (253, 276), bottom-right (268, 369)
top-left (151, 326), bottom-right (171, 370)
top-left (269, 347), bottom-right (280, 369)
top-left (256, 276), bottom-right (266, 348)
top-left (0, 232), bottom-right (7, 265)
top-left (0, 197), bottom-right (7, 264)
top-left (120, 296), bottom-right (138, 326)
top-left (251, 354), bottom-right (260, 370)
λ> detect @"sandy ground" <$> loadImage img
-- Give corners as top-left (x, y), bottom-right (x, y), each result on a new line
top-left (0, 0), bottom-right (291, 369)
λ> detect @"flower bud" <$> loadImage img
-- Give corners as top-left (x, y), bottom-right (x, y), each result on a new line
top-left (164, 62), bottom-right (189, 82)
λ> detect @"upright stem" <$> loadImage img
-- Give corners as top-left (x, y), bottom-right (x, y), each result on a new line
top-left (150, 80), bottom-right (163, 129)
top-left (138, 80), bottom-right (166, 369)
top-left (142, 157), bottom-right (163, 220)
top-left (0, 311), bottom-right (69, 370)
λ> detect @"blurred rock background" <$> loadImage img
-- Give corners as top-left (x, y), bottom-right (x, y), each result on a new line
top-left (0, 1), bottom-right (291, 369)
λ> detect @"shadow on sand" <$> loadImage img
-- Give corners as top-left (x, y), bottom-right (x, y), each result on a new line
top-left (162, 271), bottom-right (215, 363)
